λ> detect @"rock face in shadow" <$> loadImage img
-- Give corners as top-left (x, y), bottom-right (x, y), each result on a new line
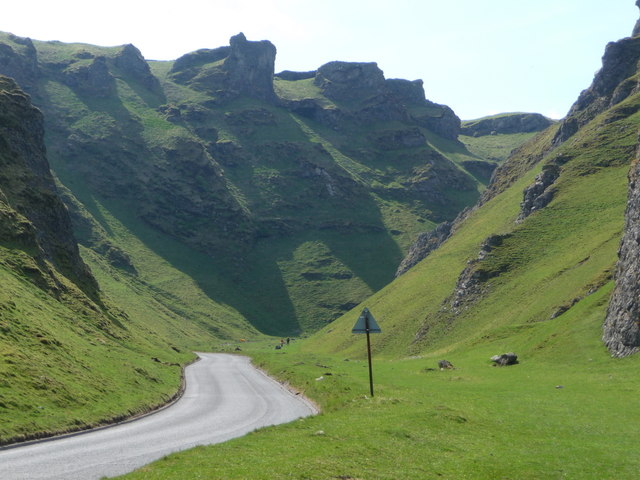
top-left (0, 35), bottom-right (38, 90)
top-left (0, 75), bottom-right (98, 298)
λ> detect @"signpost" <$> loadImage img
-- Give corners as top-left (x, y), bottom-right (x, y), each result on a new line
top-left (352, 307), bottom-right (381, 396)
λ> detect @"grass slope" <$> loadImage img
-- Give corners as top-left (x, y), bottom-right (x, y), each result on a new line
top-left (460, 131), bottom-right (539, 163)
top-left (13, 35), bottom-right (536, 336)
top-left (117, 63), bottom-right (640, 480)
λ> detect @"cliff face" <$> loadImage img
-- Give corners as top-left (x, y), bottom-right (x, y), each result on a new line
top-left (170, 32), bottom-right (276, 100)
top-left (604, 141), bottom-right (640, 357)
top-left (0, 75), bottom-right (97, 298)
top-left (596, 7), bottom-right (640, 357)
top-left (554, 21), bottom-right (640, 145)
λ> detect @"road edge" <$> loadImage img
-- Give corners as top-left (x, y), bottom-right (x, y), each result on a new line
top-left (0, 356), bottom-right (200, 450)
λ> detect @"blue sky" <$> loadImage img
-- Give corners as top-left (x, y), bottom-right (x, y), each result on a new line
top-left (1, 1), bottom-right (636, 119)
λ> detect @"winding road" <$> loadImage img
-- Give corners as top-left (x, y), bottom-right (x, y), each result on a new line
top-left (0, 353), bottom-right (316, 480)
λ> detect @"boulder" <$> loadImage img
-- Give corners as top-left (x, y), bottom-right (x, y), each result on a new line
top-left (438, 360), bottom-right (454, 370)
top-left (490, 353), bottom-right (518, 366)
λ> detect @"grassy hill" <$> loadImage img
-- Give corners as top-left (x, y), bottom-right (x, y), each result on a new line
top-left (0, 75), bottom-right (251, 445)
top-left (0, 31), bottom-right (541, 445)
top-left (0, 31), bottom-right (523, 336)
top-left (115, 19), bottom-right (640, 480)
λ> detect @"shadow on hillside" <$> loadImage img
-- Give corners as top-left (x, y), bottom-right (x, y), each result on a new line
top-left (109, 205), bottom-right (302, 336)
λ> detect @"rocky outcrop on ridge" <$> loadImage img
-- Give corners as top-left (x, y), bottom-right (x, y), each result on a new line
top-left (385, 77), bottom-right (461, 140)
top-left (170, 32), bottom-right (277, 100)
top-left (114, 43), bottom-right (161, 92)
top-left (314, 61), bottom-right (388, 102)
top-left (0, 34), bottom-right (38, 90)
top-left (461, 113), bottom-right (555, 137)
top-left (62, 55), bottom-right (115, 97)
top-left (306, 63), bottom-right (461, 139)
top-left (553, 16), bottom-right (640, 145)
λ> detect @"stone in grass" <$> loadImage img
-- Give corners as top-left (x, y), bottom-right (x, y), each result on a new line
top-left (438, 360), bottom-right (455, 370)
top-left (490, 352), bottom-right (518, 366)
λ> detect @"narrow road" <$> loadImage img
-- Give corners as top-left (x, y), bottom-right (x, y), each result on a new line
top-left (0, 353), bottom-right (316, 480)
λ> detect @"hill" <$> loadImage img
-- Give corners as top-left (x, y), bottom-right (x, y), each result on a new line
top-left (114, 7), bottom-right (640, 479)
top-left (0, 75), bottom-right (249, 445)
top-left (460, 112), bottom-right (557, 166)
top-left (0, 30), bottom-right (542, 444)
top-left (306, 11), bottom-right (640, 359)
top-left (0, 31), bottom-right (512, 335)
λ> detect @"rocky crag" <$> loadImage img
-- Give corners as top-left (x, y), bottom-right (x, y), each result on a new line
top-left (0, 75), bottom-right (97, 299)
top-left (603, 140), bottom-right (640, 357)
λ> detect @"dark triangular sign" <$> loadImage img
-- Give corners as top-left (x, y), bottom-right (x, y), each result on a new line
top-left (352, 308), bottom-right (382, 334)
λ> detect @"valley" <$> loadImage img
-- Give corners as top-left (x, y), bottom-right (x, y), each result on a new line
top-left (0, 3), bottom-right (639, 478)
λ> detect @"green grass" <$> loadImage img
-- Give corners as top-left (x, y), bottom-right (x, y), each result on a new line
top-left (460, 131), bottom-right (539, 163)
top-left (273, 77), bottom-right (335, 107)
top-left (0, 255), bottom-right (193, 444)
top-left (116, 85), bottom-right (640, 480)
top-left (118, 297), bottom-right (640, 479)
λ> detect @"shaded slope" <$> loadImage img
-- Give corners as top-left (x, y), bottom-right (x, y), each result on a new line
top-left (0, 76), bottom-right (247, 445)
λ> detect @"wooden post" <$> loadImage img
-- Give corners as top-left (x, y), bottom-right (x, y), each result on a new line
top-left (366, 323), bottom-right (374, 397)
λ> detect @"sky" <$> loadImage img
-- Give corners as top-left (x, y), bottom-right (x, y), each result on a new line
top-left (0, 1), bottom-right (637, 120)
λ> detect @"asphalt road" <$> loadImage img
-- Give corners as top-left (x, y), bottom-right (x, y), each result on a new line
top-left (0, 353), bottom-right (316, 480)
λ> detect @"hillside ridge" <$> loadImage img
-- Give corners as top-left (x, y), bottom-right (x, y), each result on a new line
top-left (0, 31), bottom-right (511, 334)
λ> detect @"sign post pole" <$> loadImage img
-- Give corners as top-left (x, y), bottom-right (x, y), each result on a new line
top-left (352, 307), bottom-right (381, 397)
top-left (365, 321), bottom-right (374, 396)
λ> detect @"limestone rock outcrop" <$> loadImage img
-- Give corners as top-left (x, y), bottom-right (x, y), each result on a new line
top-left (395, 221), bottom-right (452, 276)
top-left (0, 34), bottom-right (38, 90)
top-left (603, 140), bottom-right (640, 357)
top-left (0, 76), bottom-right (98, 297)
top-left (386, 78), bottom-right (460, 140)
top-left (554, 20), bottom-right (640, 145)
top-left (314, 61), bottom-right (387, 101)
top-left (114, 44), bottom-right (161, 92)
top-left (516, 164), bottom-right (560, 222)
top-left (63, 55), bottom-right (115, 97)
top-left (170, 33), bottom-right (277, 101)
